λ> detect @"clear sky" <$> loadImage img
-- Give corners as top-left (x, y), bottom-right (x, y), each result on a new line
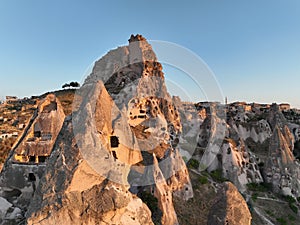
top-left (0, 0), bottom-right (299, 107)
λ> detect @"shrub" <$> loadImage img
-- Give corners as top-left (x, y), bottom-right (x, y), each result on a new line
top-left (284, 195), bottom-right (296, 204)
top-left (187, 158), bottom-right (199, 170)
top-left (246, 182), bottom-right (271, 192)
top-left (289, 203), bottom-right (298, 214)
top-left (288, 214), bottom-right (296, 221)
top-left (251, 193), bottom-right (258, 202)
top-left (199, 176), bottom-right (208, 185)
top-left (210, 169), bottom-right (227, 182)
top-left (276, 217), bottom-right (287, 225)
top-left (139, 191), bottom-right (159, 213)
top-left (265, 210), bottom-right (274, 217)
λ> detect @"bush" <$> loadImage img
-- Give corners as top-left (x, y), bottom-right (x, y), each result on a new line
top-left (210, 169), bottom-right (227, 182)
top-left (276, 217), bottom-right (287, 225)
top-left (251, 192), bottom-right (258, 202)
top-left (246, 182), bottom-right (271, 192)
top-left (289, 203), bottom-right (298, 214)
top-left (139, 192), bottom-right (158, 212)
top-left (199, 176), bottom-right (208, 185)
top-left (288, 214), bottom-right (296, 221)
top-left (139, 191), bottom-right (161, 224)
top-left (265, 210), bottom-right (274, 217)
top-left (284, 195), bottom-right (296, 204)
top-left (187, 158), bottom-right (199, 170)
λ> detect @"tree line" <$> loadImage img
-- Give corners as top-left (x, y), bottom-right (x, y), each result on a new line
top-left (62, 81), bottom-right (80, 89)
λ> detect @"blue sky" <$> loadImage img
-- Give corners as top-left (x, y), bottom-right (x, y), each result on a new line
top-left (0, 0), bottom-right (299, 107)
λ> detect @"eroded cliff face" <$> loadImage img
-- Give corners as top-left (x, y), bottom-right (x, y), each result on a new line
top-left (24, 34), bottom-right (193, 225)
top-left (0, 94), bottom-right (65, 223)
top-left (189, 101), bottom-right (300, 198)
top-left (207, 182), bottom-right (252, 225)
top-left (3, 34), bottom-right (300, 224)
top-left (25, 113), bottom-right (153, 225)
top-left (221, 138), bottom-right (263, 192)
top-left (264, 125), bottom-right (300, 196)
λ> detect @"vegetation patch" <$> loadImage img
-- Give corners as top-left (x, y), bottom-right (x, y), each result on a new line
top-left (198, 175), bottom-right (208, 185)
top-left (246, 182), bottom-right (272, 192)
top-left (187, 158), bottom-right (199, 170)
top-left (276, 217), bottom-right (287, 225)
top-left (210, 169), bottom-right (227, 183)
top-left (139, 191), bottom-right (161, 224)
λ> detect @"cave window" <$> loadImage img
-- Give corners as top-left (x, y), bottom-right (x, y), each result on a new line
top-left (110, 136), bottom-right (119, 148)
top-left (112, 150), bottom-right (118, 160)
top-left (34, 131), bottom-right (41, 138)
top-left (28, 173), bottom-right (36, 181)
top-left (38, 156), bottom-right (47, 163)
top-left (29, 156), bottom-right (35, 163)
top-left (227, 148), bottom-right (231, 154)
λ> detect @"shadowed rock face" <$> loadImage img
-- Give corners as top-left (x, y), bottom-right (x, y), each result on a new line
top-left (207, 182), bottom-right (252, 225)
top-left (264, 126), bottom-right (300, 196)
top-left (267, 103), bottom-right (288, 130)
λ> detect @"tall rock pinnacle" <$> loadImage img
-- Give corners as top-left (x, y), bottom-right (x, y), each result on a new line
top-left (23, 34), bottom-right (193, 225)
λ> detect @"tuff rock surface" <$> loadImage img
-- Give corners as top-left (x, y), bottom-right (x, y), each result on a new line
top-left (207, 182), bottom-right (252, 225)
top-left (24, 34), bottom-right (193, 225)
top-left (2, 34), bottom-right (300, 224)
top-left (0, 94), bottom-right (65, 224)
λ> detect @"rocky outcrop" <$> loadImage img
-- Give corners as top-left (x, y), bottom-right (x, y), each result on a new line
top-left (24, 34), bottom-right (193, 225)
top-left (222, 138), bottom-right (263, 191)
top-left (232, 119), bottom-right (272, 144)
top-left (207, 182), bottom-right (252, 225)
top-left (0, 94), bottom-right (65, 221)
top-left (3, 34), bottom-right (300, 224)
top-left (193, 102), bottom-right (227, 172)
top-left (264, 126), bottom-right (300, 196)
top-left (267, 103), bottom-right (287, 130)
top-left (13, 94), bottom-right (65, 164)
top-left (152, 154), bottom-right (178, 225)
top-left (26, 115), bottom-right (153, 225)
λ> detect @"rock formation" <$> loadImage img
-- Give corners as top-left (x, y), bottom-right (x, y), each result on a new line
top-left (2, 34), bottom-right (300, 224)
top-left (24, 34), bottom-right (193, 225)
top-left (26, 111), bottom-right (153, 225)
top-left (192, 102), bottom-right (227, 172)
top-left (207, 182), bottom-right (252, 225)
top-left (222, 138), bottom-right (263, 191)
top-left (0, 94), bottom-right (65, 223)
top-left (264, 126), bottom-right (300, 196)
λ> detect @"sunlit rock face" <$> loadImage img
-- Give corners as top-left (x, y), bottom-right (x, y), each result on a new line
top-left (12, 94), bottom-right (65, 164)
top-left (3, 34), bottom-right (300, 224)
top-left (25, 114), bottom-right (153, 225)
top-left (23, 34), bottom-right (193, 225)
top-left (0, 94), bottom-right (65, 222)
